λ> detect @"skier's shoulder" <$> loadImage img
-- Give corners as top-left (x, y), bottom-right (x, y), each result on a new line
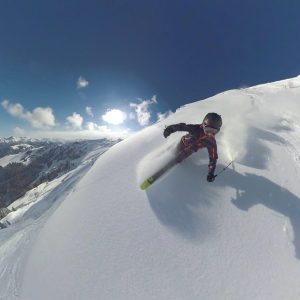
top-left (185, 123), bottom-right (202, 134)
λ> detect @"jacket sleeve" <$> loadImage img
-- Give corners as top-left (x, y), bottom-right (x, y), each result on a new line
top-left (167, 123), bottom-right (199, 135)
top-left (207, 141), bottom-right (218, 175)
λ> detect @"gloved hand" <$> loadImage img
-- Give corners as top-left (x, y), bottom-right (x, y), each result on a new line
top-left (163, 126), bottom-right (173, 138)
top-left (207, 173), bottom-right (216, 182)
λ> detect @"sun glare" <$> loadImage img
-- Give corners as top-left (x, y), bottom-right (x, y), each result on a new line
top-left (102, 109), bottom-right (127, 125)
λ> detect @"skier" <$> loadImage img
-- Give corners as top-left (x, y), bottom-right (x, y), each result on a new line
top-left (163, 113), bottom-right (222, 182)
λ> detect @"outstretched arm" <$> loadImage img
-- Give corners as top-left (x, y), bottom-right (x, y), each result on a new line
top-left (163, 123), bottom-right (199, 138)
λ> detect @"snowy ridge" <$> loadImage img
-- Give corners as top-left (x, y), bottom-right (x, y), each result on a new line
top-left (0, 139), bottom-right (118, 299)
top-left (0, 137), bottom-right (39, 144)
top-left (2, 76), bottom-right (300, 299)
top-left (0, 139), bottom-right (118, 208)
top-left (0, 144), bottom-right (35, 167)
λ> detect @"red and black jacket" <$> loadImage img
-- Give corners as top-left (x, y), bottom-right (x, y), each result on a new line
top-left (168, 123), bottom-right (218, 174)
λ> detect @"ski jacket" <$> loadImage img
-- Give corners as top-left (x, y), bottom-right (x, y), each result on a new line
top-left (168, 123), bottom-right (218, 174)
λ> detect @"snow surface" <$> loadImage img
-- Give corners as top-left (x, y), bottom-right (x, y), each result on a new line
top-left (9, 144), bottom-right (32, 151)
top-left (0, 153), bottom-right (26, 167)
top-left (0, 144), bottom-right (40, 167)
top-left (2, 76), bottom-right (300, 299)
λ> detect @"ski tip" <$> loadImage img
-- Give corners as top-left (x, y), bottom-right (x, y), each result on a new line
top-left (140, 177), bottom-right (154, 190)
top-left (140, 180), bottom-right (151, 190)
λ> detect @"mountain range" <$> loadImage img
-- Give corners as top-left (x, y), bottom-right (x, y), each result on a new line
top-left (0, 138), bottom-right (120, 224)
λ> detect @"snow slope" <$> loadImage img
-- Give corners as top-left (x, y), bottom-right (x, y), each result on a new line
top-left (4, 76), bottom-right (300, 299)
top-left (0, 141), bottom-right (115, 297)
top-left (0, 153), bottom-right (26, 167)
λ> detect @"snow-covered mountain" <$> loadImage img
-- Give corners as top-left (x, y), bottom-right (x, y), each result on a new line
top-left (0, 138), bottom-right (119, 219)
top-left (0, 138), bottom-right (44, 167)
top-left (2, 76), bottom-right (300, 299)
top-left (0, 137), bottom-right (39, 144)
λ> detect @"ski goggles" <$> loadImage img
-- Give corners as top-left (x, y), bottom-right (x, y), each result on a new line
top-left (203, 125), bottom-right (220, 134)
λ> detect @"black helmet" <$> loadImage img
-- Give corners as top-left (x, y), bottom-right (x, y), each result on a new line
top-left (203, 113), bottom-right (222, 130)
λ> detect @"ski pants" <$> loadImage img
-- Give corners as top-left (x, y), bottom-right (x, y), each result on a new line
top-left (175, 140), bottom-right (195, 163)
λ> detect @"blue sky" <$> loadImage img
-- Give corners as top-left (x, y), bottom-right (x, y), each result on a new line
top-left (1, 0), bottom-right (300, 139)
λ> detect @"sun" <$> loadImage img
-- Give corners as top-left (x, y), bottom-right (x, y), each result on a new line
top-left (102, 109), bottom-right (127, 125)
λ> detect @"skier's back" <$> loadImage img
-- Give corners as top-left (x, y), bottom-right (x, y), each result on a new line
top-left (163, 112), bottom-right (222, 182)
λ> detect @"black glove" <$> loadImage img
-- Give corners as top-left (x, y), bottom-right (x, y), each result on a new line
top-left (163, 126), bottom-right (173, 138)
top-left (207, 173), bottom-right (216, 182)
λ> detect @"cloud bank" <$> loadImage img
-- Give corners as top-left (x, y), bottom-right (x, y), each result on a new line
top-left (13, 127), bottom-right (26, 136)
top-left (1, 100), bottom-right (56, 129)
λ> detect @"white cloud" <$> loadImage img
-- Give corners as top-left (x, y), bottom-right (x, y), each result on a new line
top-left (31, 107), bottom-right (56, 128)
top-left (11, 120), bottom-right (131, 141)
top-left (157, 110), bottom-right (173, 122)
top-left (86, 106), bottom-right (94, 117)
top-left (13, 127), bottom-right (26, 136)
top-left (86, 121), bottom-right (130, 136)
top-left (102, 109), bottom-right (127, 125)
top-left (66, 112), bottom-right (84, 130)
top-left (86, 122), bottom-right (111, 132)
top-left (77, 76), bottom-right (89, 89)
top-left (2, 100), bottom-right (56, 129)
top-left (27, 127), bottom-right (130, 141)
top-left (2, 100), bottom-right (23, 116)
top-left (130, 95), bottom-right (157, 126)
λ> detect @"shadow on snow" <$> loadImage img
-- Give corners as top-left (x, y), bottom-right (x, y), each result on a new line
top-left (147, 161), bottom-right (213, 242)
top-left (220, 169), bottom-right (300, 260)
top-left (147, 161), bottom-right (300, 260)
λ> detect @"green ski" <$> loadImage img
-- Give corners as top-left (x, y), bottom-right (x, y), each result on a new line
top-left (140, 158), bottom-right (178, 190)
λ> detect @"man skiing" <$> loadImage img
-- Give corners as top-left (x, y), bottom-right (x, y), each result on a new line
top-left (163, 112), bottom-right (222, 182)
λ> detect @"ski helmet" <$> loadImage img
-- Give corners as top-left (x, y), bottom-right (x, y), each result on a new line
top-left (203, 113), bottom-right (222, 130)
